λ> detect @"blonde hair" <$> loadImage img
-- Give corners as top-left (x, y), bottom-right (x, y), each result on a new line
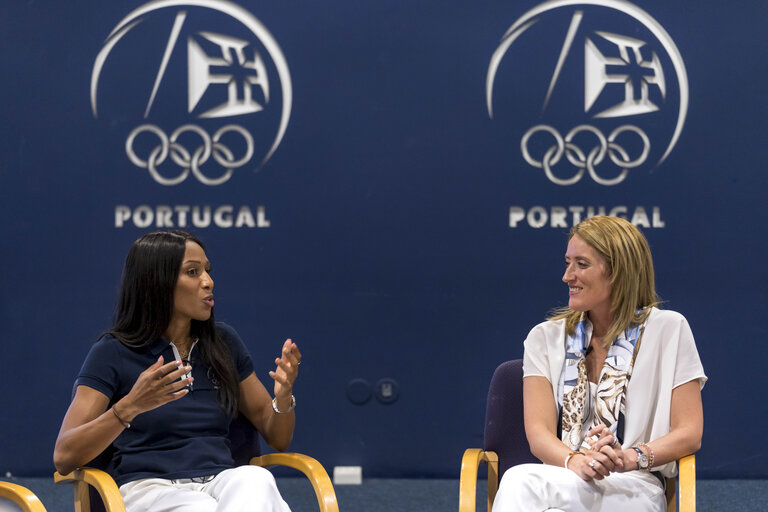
top-left (549, 216), bottom-right (659, 347)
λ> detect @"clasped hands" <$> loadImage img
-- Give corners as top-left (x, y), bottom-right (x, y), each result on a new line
top-left (567, 424), bottom-right (639, 481)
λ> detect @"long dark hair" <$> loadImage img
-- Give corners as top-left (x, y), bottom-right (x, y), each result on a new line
top-left (106, 230), bottom-right (240, 417)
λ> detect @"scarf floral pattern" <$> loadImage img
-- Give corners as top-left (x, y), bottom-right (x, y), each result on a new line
top-left (557, 315), bottom-right (645, 451)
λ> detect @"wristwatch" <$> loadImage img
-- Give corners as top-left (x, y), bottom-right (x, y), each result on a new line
top-left (632, 447), bottom-right (649, 471)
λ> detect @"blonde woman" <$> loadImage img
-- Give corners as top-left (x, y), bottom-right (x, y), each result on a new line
top-left (492, 216), bottom-right (705, 512)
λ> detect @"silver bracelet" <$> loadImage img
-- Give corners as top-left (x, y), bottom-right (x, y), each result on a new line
top-left (272, 395), bottom-right (296, 414)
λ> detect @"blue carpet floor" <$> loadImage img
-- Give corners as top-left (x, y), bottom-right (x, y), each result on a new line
top-left (1, 477), bottom-right (766, 511)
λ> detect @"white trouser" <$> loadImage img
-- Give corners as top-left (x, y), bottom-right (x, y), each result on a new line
top-left (119, 466), bottom-right (291, 512)
top-left (491, 463), bottom-right (666, 512)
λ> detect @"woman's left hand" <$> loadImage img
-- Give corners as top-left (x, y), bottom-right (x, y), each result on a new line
top-left (269, 339), bottom-right (301, 403)
top-left (587, 424), bottom-right (620, 452)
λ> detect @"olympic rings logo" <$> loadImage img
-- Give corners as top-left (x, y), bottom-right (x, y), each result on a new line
top-left (125, 124), bottom-right (255, 186)
top-left (520, 125), bottom-right (650, 186)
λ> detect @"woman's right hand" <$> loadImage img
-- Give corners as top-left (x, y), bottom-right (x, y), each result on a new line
top-left (566, 424), bottom-right (624, 480)
top-left (54, 356), bottom-right (192, 474)
top-left (566, 428), bottom-right (624, 481)
top-left (117, 356), bottom-right (192, 422)
top-left (567, 447), bottom-right (622, 481)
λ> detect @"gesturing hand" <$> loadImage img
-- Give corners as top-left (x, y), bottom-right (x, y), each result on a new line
top-left (269, 339), bottom-right (301, 402)
top-left (122, 356), bottom-right (192, 418)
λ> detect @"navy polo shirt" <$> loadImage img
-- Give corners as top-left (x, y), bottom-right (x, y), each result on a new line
top-left (77, 322), bottom-right (254, 486)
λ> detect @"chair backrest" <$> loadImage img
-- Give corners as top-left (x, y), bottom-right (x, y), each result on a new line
top-left (227, 414), bottom-right (263, 465)
top-left (483, 359), bottom-right (538, 479)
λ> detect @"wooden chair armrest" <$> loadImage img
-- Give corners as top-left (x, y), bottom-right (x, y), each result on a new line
top-left (459, 448), bottom-right (499, 512)
top-left (677, 454), bottom-right (696, 512)
top-left (55, 468), bottom-right (126, 512)
top-left (0, 481), bottom-right (48, 512)
top-left (251, 453), bottom-right (339, 512)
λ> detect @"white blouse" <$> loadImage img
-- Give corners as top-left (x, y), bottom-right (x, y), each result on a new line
top-left (523, 307), bottom-right (707, 477)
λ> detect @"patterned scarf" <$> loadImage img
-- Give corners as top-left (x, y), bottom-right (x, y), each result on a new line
top-left (557, 314), bottom-right (645, 451)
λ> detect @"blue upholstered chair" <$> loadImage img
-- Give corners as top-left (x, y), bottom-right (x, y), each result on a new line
top-left (458, 359), bottom-right (696, 512)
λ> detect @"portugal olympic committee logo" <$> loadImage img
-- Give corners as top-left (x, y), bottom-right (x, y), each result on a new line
top-left (487, 0), bottom-right (688, 186)
top-left (92, 0), bottom-right (291, 186)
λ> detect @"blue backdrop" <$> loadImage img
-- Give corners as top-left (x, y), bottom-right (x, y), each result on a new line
top-left (1, 0), bottom-right (766, 479)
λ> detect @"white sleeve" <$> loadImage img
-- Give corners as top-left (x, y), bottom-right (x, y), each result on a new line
top-left (673, 315), bottom-right (707, 390)
top-left (523, 323), bottom-right (551, 381)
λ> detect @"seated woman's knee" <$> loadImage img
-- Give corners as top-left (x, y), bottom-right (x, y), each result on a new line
top-left (223, 465), bottom-right (278, 488)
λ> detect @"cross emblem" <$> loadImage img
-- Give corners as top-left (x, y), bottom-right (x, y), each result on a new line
top-left (188, 32), bottom-right (270, 118)
top-left (584, 31), bottom-right (665, 118)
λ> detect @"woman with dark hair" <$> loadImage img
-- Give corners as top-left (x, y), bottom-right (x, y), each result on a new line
top-left (54, 231), bottom-right (300, 512)
top-left (491, 216), bottom-right (706, 511)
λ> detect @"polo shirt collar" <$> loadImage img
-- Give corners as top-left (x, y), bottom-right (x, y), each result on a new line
top-left (148, 336), bottom-right (172, 357)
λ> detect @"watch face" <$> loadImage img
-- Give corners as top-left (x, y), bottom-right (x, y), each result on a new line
top-left (634, 448), bottom-right (649, 469)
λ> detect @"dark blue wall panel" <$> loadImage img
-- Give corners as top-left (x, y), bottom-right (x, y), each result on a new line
top-left (1, 0), bottom-right (765, 478)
